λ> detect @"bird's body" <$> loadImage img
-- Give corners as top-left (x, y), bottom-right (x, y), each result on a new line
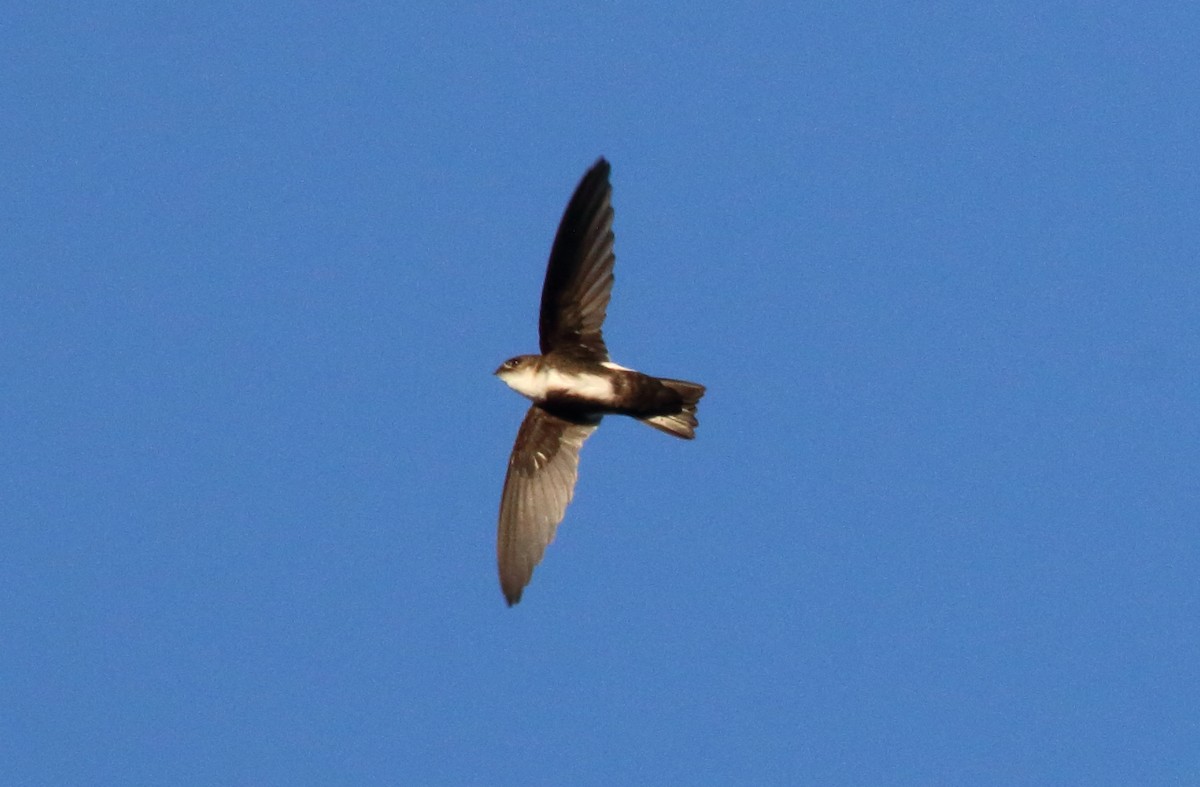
top-left (495, 158), bottom-right (705, 605)
top-left (497, 354), bottom-right (703, 435)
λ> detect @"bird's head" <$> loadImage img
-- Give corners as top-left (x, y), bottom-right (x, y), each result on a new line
top-left (494, 355), bottom-right (544, 399)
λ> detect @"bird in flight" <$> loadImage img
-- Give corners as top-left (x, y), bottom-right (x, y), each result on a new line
top-left (494, 158), bottom-right (705, 605)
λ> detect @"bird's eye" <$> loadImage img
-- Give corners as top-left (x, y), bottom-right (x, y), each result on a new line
top-left (505, 358), bottom-right (520, 369)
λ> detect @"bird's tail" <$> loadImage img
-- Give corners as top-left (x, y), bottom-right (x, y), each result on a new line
top-left (640, 378), bottom-right (706, 439)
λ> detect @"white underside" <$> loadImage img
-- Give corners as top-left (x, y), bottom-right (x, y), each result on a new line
top-left (501, 365), bottom-right (616, 402)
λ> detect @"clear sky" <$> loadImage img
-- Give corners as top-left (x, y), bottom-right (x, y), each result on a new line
top-left (4, 3), bottom-right (1198, 784)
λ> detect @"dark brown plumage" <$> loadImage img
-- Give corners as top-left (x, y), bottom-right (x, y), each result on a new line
top-left (496, 159), bottom-right (704, 605)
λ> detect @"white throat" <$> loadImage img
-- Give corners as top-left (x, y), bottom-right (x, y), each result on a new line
top-left (500, 363), bottom-right (616, 403)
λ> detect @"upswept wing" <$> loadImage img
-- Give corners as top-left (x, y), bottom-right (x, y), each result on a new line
top-left (538, 158), bottom-right (615, 360)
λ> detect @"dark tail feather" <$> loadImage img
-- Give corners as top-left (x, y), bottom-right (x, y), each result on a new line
top-left (641, 379), bottom-right (705, 439)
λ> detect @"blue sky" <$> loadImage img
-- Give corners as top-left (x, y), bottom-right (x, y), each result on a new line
top-left (4, 3), bottom-right (1198, 783)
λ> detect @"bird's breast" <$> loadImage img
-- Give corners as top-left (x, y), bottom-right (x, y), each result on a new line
top-left (541, 369), bottom-right (616, 401)
top-left (501, 365), bottom-right (616, 404)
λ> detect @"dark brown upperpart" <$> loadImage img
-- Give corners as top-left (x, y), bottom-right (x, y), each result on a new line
top-left (538, 159), bottom-right (616, 361)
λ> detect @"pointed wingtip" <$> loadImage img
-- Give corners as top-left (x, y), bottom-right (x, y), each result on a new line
top-left (501, 574), bottom-right (525, 606)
